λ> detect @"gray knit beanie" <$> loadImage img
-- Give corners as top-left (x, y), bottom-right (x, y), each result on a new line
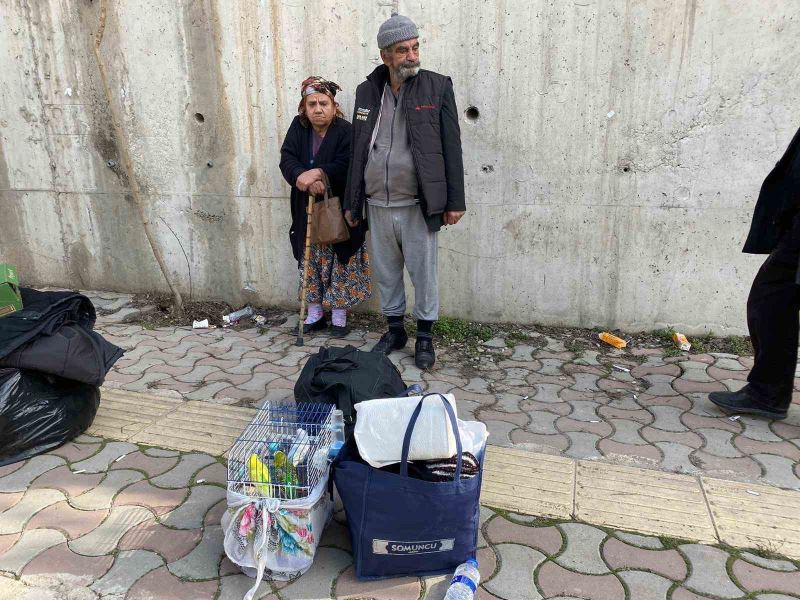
top-left (377, 12), bottom-right (418, 49)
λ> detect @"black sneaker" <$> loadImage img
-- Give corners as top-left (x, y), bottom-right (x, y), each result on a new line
top-left (415, 337), bottom-right (436, 369)
top-left (292, 317), bottom-right (328, 336)
top-left (708, 388), bottom-right (788, 420)
top-left (372, 329), bottom-right (408, 355)
top-left (330, 325), bottom-right (350, 338)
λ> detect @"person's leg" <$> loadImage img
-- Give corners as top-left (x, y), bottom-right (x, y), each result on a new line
top-left (710, 215), bottom-right (800, 418)
top-left (744, 254), bottom-right (800, 407)
top-left (296, 244), bottom-right (327, 332)
top-left (326, 244), bottom-right (372, 337)
top-left (368, 206), bottom-right (409, 353)
top-left (396, 205), bottom-right (439, 368)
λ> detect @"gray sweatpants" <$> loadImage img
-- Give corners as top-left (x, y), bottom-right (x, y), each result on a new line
top-left (367, 204), bottom-right (439, 321)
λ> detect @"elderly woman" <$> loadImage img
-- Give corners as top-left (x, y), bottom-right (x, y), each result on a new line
top-left (279, 76), bottom-right (370, 337)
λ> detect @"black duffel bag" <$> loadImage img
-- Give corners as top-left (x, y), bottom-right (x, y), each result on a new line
top-left (294, 345), bottom-right (406, 426)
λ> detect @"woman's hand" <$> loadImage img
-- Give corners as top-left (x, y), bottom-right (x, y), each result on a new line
top-left (296, 169), bottom-right (322, 192)
top-left (308, 180), bottom-right (326, 196)
top-left (345, 210), bottom-right (360, 227)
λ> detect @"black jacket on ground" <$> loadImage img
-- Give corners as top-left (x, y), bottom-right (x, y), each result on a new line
top-left (343, 65), bottom-right (466, 232)
top-left (279, 116), bottom-right (366, 266)
top-left (743, 126), bottom-right (800, 255)
top-left (0, 288), bottom-right (124, 386)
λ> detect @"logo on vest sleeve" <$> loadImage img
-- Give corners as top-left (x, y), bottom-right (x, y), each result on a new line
top-left (372, 538), bottom-right (455, 555)
top-left (415, 104), bottom-right (437, 111)
top-left (355, 107), bottom-right (371, 121)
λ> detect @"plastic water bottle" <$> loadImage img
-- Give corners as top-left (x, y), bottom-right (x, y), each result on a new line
top-left (406, 384), bottom-right (423, 396)
top-left (444, 559), bottom-right (480, 600)
top-left (329, 409), bottom-right (345, 458)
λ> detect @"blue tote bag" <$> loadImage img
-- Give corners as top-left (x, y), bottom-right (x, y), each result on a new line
top-left (333, 393), bottom-right (483, 579)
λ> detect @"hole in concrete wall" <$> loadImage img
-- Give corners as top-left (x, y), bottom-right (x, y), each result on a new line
top-left (194, 113), bottom-right (205, 123)
top-left (465, 106), bottom-right (480, 122)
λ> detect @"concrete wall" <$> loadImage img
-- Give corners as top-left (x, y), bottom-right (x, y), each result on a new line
top-left (1, 0), bottom-right (798, 333)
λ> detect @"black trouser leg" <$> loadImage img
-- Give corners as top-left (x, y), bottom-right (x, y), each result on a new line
top-left (746, 253), bottom-right (800, 411)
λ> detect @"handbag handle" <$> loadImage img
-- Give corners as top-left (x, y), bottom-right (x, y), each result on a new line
top-left (399, 393), bottom-right (463, 483)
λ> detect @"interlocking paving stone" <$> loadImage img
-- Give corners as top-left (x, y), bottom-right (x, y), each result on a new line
top-left (0, 461), bottom-right (24, 478)
top-left (26, 502), bottom-right (109, 540)
top-left (485, 518), bottom-right (563, 555)
top-left (0, 533), bottom-right (20, 555)
top-left (117, 519), bottom-right (203, 562)
top-left (650, 406), bottom-right (689, 432)
top-left (554, 523), bottom-right (609, 574)
top-left (68, 505), bottom-right (152, 557)
top-left (753, 453), bottom-right (800, 489)
top-left (335, 566), bottom-right (421, 599)
top-left (537, 561), bottom-right (624, 600)
top-left (114, 481), bottom-right (188, 516)
top-left (48, 441), bottom-right (103, 464)
top-left (0, 456), bottom-right (65, 492)
top-left (127, 565), bottom-right (219, 600)
top-left (576, 461), bottom-right (715, 541)
top-left (0, 528), bottom-right (67, 575)
top-left (532, 383), bottom-right (563, 403)
top-left (108, 451), bottom-right (179, 477)
top-left (691, 451), bottom-right (762, 480)
top-left (564, 432), bottom-right (602, 459)
top-left (482, 447), bottom-right (574, 518)
top-left (614, 531), bottom-right (664, 549)
top-left (280, 546), bottom-right (352, 599)
top-left (483, 420), bottom-right (517, 445)
top-left (698, 428), bottom-right (743, 458)
top-left (70, 469), bottom-right (145, 510)
top-left (703, 477), bottom-right (800, 558)
top-left (618, 571), bottom-right (673, 600)
top-left (167, 525), bottom-right (224, 580)
top-left (0, 492), bottom-right (22, 513)
top-left (525, 410), bottom-right (560, 434)
top-left (484, 544), bottom-right (544, 600)
top-left (149, 454), bottom-right (218, 488)
top-left (740, 417), bottom-right (785, 442)
top-left (70, 441), bottom-right (139, 474)
top-left (682, 544), bottom-right (745, 598)
top-left (740, 552), bottom-right (798, 572)
top-left (754, 595), bottom-right (800, 600)
top-left (733, 559), bottom-right (800, 595)
top-left (217, 574), bottom-right (277, 600)
top-left (21, 542), bottom-right (113, 586)
top-left (735, 437), bottom-right (800, 461)
top-left (607, 419), bottom-right (648, 444)
top-left (30, 466), bottom-right (104, 498)
top-left (602, 537), bottom-right (687, 579)
top-left (0, 488), bottom-right (65, 534)
top-left (160, 485), bottom-right (226, 529)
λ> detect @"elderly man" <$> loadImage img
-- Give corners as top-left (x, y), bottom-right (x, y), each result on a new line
top-left (709, 126), bottom-right (800, 420)
top-left (343, 13), bottom-right (466, 369)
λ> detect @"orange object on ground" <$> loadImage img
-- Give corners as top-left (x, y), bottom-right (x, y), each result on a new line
top-left (598, 332), bottom-right (627, 349)
top-left (673, 332), bottom-right (691, 351)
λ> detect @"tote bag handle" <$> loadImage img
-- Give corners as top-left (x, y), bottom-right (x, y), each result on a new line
top-left (399, 393), bottom-right (463, 483)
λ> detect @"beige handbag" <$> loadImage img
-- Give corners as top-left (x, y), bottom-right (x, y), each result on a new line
top-left (311, 177), bottom-right (350, 245)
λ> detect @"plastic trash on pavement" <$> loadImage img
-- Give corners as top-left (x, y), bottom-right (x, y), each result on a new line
top-left (672, 332), bottom-right (691, 351)
top-left (598, 332), bottom-right (627, 349)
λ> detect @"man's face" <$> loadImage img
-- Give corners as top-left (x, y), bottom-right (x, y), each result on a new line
top-left (381, 38), bottom-right (420, 82)
top-left (304, 93), bottom-right (336, 128)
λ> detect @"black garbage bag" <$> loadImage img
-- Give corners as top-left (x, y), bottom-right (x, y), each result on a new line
top-left (0, 368), bottom-right (100, 467)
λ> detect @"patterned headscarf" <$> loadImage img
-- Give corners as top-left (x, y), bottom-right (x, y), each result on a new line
top-left (300, 76), bottom-right (341, 99)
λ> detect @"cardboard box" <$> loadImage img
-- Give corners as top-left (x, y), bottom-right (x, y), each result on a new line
top-left (0, 263), bottom-right (22, 317)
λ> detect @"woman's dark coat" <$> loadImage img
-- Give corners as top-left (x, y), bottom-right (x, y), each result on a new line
top-left (279, 115), bottom-right (366, 266)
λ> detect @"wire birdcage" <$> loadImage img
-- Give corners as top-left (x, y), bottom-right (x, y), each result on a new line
top-left (227, 401), bottom-right (334, 500)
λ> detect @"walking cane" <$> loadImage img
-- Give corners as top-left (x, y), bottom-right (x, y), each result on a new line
top-left (296, 193), bottom-right (315, 346)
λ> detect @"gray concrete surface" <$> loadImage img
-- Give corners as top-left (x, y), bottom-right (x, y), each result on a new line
top-left (1, 1), bottom-right (799, 333)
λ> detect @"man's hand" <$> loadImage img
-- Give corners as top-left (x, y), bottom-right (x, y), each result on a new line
top-left (296, 169), bottom-right (323, 192)
top-left (308, 180), bottom-right (326, 196)
top-left (443, 211), bottom-right (465, 226)
top-left (345, 210), bottom-right (360, 228)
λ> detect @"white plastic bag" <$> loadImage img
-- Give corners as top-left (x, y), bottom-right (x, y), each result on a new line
top-left (222, 473), bottom-right (332, 599)
top-left (354, 394), bottom-right (458, 468)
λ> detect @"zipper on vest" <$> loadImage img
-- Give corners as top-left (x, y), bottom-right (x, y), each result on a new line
top-left (384, 93), bottom-right (398, 206)
top-left (403, 94), bottom-right (425, 212)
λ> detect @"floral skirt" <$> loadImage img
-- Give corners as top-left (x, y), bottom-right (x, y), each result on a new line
top-left (297, 243), bottom-right (371, 309)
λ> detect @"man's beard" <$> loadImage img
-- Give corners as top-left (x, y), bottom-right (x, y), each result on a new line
top-left (395, 61), bottom-right (421, 82)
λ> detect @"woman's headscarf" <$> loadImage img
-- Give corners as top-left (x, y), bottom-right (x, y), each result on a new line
top-left (298, 76), bottom-right (343, 126)
top-left (300, 76), bottom-right (341, 100)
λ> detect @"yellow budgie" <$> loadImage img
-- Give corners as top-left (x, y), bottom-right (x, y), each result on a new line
top-left (248, 453), bottom-right (272, 496)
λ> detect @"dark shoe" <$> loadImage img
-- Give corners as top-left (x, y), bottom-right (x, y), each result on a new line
top-left (708, 388), bottom-right (788, 420)
top-left (415, 337), bottom-right (436, 370)
top-left (330, 325), bottom-right (350, 338)
top-left (292, 317), bottom-right (328, 336)
top-left (372, 329), bottom-right (408, 354)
